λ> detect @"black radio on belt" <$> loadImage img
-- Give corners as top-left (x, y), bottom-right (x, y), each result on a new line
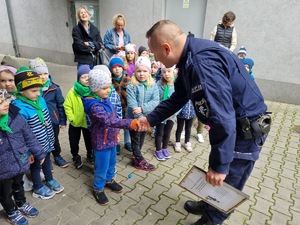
top-left (237, 114), bottom-right (272, 140)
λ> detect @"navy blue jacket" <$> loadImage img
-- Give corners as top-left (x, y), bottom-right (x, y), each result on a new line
top-left (0, 104), bottom-right (45, 181)
top-left (146, 37), bottom-right (267, 174)
top-left (42, 80), bottom-right (67, 126)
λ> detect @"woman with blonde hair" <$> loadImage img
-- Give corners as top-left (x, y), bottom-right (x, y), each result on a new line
top-left (72, 6), bottom-right (103, 69)
top-left (104, 14), bottom-right (131, 56)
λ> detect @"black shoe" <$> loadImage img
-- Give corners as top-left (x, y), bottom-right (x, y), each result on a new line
top-left (93, 190), bottom-right (109, 205)
top-left (105, 179), bottom-right (123, 193)
top-left (184, 200), bottom-right (205, 215)
top-left (86, 152), bottom-right (95, 165)
top-left (72, 155), bottom-right (83, 169)
top-left (124, 143), bottom-right (132, 152)
top-left (116, 144), bottom-right (121, 155)
top-left (192, 215), bottom-right (218, 225)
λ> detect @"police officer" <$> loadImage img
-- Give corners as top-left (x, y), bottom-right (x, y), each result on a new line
top-left (139, 20), bottom-right (270, 225)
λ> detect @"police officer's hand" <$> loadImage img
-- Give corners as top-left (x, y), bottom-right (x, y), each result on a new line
top-left (206, 168), bottom-right (227, 186)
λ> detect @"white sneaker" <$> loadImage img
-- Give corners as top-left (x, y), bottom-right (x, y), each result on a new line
top-left (184, 142), bottom-right (193, 153)
top-left (180, 131), bottom-right (185, 140)
top-left (23, 174), bottom-right (33, 192)
top-left (197, 133), bottom-right (205, 143)
top-left (174, 142), bottom-right (181, 153)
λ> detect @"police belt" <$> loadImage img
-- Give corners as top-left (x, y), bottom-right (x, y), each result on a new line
top-left (236, 114), bottom-right (272, 140)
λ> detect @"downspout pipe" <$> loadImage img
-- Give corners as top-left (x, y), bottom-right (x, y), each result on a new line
top-left (5, 0), bottom-right (21, 57)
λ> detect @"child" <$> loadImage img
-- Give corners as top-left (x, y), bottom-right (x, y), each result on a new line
top-left (150, 60), bottom-right (161, 80)
top-left (138, 46), bottom-right (149, 57)
top-left (0, 89), bottom-right (45, 225)
top-left (0, 66), bottom-right (17, 96)
top-left (174, 100), bottom-right (196, 153)
top-left (109, 57), bottom-right (132, 152)
top-left (126, 56), bottom-right (159, 170)
top-left (195, 119), bottom-right (205, 143)
top-left (237, 46), bottom-right (247, 59)
top-left (154, 65), bottom-right (177, 160)
top-left (81, 68), bottom-right (139, 205)
top-left (124, 43), bottom-right (137, 77)
top-left (0, 65), bottom-right (34, 191)
top-left (64, 65), bottom-right (93, 168)
top-left (241, 58), bottom-right (255, 80)
top-left (29, 57), bottom-right (68, 168)
top-left (12, 67), bottom-right (64, 199)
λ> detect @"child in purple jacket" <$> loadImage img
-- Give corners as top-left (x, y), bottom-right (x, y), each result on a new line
top-left (82, 67), bottom-right (138, 206)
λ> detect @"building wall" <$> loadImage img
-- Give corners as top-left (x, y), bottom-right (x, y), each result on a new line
top-left (0, 0), bottom-right (74, 65)
top-left (204, 0), bottom-right (300, 104)
top-left (0, 0), bottom-right (299, 104)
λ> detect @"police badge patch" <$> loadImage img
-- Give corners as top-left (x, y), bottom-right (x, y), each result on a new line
top-left (194, 98), bottom-right (209, 117)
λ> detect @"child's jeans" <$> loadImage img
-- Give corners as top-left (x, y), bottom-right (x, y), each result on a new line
top-left (0, 174), bottom-right (25, 214)
top-left (124, 129), bottom-right (131, 144)
top-left (93, 147), bottom-right (116, 191)
top-left (52, 124), bottom-right (62, 157)
top-left (31, 153), bottom-right (53, 190)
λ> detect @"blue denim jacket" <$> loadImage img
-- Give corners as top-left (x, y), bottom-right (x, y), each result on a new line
top-left (104, 28), bottom-right (131, 54)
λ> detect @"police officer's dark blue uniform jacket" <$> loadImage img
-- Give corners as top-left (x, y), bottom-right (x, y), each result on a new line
top-left (0, 104), bottom-right (45, 181)
top-left (146, 37), bottom-right (267, 175)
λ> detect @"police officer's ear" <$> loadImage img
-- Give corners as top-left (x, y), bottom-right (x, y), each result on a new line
top-left (162, 43), bottom-right (171, 55)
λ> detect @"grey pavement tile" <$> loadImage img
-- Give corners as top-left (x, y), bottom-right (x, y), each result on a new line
top-left (113, 209), bottom-right (143, 225)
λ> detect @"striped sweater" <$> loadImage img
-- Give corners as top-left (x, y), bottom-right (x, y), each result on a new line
top-left (12, 96), bottom-right (55, 153)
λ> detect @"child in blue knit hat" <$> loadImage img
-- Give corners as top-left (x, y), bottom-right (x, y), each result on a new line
top-left (241, 58), bottom-right (255, 80)
top-left (64, 65), bottom-right (94, 169)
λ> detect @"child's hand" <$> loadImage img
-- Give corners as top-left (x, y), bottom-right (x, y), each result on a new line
top-left (40, 158), bottom-right (45, 165)
top-left (60, 125), bottom-right (66, 131)
top-left (28, 155), bottom-right (34, 164)
top-left (117, 134), bottom-right (120, 142)
top-left (133, 107), bottom-right (142, 114)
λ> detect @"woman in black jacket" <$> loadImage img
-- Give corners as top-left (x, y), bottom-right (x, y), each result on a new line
top-left (72, 6), bottom-right (103, 69)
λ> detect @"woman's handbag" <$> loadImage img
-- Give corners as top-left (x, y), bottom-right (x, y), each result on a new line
top-left (98, 48), bottom-right (111, 66)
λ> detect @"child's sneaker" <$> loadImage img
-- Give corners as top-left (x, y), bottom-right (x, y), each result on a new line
top-left (32, 185), bottom-right (55, 200)
top-left (93, 189), bottom-right (109, 205)
top-left (46, 179), bottom-right (64, 194)
top-left (72, 155), bottom-right (83, 169)
top-left (105, 179), bottom-right (123, 193)
top-left (174, 142), bottom-right (181, 153)
top-left (154, 150), bottom-right (165, 161)
top-left (7, 210), bottom-right (28, 225)
top-left (86, 153), bottom-right (94, 165)
top-left (197, 133), bottom-right (205, 143)
top-left (162, 149), bottom-right (171, 159)
top-left (54, 155), bottom-right (69, 168)
top-left (135, 159), bottom-right (155, 171)
top-left (18, 202), bottom-right (39, 218)
top-left (180, 131), bottom-right (185, 140)
top-left (184, 142), bottom-right (193, 153)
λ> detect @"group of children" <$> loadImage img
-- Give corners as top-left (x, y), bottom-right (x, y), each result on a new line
top-left (0, 43), bottom-right (208, 222)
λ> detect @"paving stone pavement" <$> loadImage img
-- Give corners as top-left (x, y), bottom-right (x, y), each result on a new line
top-left (0, 60), bottom-right (299, 225)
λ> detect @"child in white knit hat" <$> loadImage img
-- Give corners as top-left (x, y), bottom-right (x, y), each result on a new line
top-left (124, 43), bottom-right (137, 77)
top-left (81, 67), bottom-right (139, 205)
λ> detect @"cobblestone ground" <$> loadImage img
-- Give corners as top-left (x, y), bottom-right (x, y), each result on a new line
top-left (0, 60), bottom-right (299, 225)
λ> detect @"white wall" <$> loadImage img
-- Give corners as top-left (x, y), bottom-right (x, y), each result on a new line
top-left (0, 0), bottom-right (74, 65)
